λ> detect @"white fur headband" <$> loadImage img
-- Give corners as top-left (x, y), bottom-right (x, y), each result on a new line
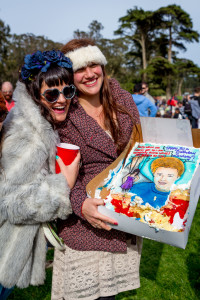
top-left (65, 45), bottom-right (107, 72)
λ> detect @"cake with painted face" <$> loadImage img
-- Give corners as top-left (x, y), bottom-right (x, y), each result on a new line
top-left (96, 142), bottom-right (200, 232)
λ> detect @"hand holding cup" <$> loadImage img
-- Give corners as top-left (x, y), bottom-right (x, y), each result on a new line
top-left (56, 143), bottom-right (81, 188)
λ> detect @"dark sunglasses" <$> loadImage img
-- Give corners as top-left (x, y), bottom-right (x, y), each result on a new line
top-left (41, 84), bottom-right (76, 103)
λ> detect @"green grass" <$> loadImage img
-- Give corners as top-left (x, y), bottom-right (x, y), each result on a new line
top-left (8, 202), bottom-right (200, 300)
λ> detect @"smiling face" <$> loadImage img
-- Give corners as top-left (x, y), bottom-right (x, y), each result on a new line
top-left (73, 64), bottom-right (103, 99)
top-left (153, 167), bottom-right (179, 192)
top-left (40, 81), bottom-right (71, 123)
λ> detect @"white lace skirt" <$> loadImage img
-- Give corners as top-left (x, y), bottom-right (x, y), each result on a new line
top-left (51, 237), bottom-right (142, 300)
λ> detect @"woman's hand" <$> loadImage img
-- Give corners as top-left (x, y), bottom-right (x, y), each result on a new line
top-left (81, 197), bottom-right (118, 231)
top-left (56, 152), bottom-right (81, 189)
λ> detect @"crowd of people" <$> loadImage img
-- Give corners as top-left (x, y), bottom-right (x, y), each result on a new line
top-left (0, 38), bottom-right (199, 300)
top-left (155, 88), bottom-right (200, 128)
top-left (131, 82), bottom-right (200, 129)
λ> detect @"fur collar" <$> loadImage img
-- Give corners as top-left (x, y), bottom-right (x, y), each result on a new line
top-left (12, 81), bottom-right (59, 148)
top-left (5, 81), bottom-right (59, 171)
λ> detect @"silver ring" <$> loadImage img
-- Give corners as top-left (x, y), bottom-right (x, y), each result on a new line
top-left (79, 160), bottom-right (82, 168)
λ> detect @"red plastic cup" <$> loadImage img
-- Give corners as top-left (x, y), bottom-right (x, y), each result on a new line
top-left (56, 143), bottom-right (80, 174)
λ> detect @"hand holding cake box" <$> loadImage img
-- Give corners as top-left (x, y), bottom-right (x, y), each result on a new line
top-left (88, 142), bottom-right (200, 248)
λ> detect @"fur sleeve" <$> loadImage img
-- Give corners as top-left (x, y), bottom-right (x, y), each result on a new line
top-left (0, 119), bottom-right (72, 225)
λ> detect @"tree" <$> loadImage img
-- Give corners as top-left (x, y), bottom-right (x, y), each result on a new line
top-left (155, 5), bottom-right (199, 64)
top-left (173, 59), bottom-right (200, 96)
top-left (114, 7), bottom-right (159, 81)
top-left (153, 5), bottom-right (199, 98)
top-left (74, 20), bottom-right (104, 43)
top-left (73, 30), bottom-right (90, 39)
top-left (99, 38), bottom-right (131, 82)
top-left (145, 56), bottom-right (176, 96)
top-left (0, 19), bottom-right (11, 83)
top-left (88, 20), bottom-right (104, 41)
top-left (4, 33), bottom-right (63, 84)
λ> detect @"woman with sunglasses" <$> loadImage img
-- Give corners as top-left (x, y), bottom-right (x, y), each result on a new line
top-left (0, 50), bottom-right (80, 291)
top-left (51, 39), bottom-right (142, 300)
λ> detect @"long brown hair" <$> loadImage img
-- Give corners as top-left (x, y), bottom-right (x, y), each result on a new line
top-left (61, 38), bottom-right (137, 154)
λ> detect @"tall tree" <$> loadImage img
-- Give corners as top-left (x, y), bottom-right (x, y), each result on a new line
top-left (114, 7), bottom-right (159, 81)
top-left (155, 5), bottom-right (199, 64)
top-left (0, 19), bottom-right (11, 83)
top-left (173, 59), bottom-right (200, 96)
top-left (88, 20), bottom-right (104, 42)
top-left (99, 38), bottom-right (130, 81)
top-left (5, 33), bottom-right (63, 84)
top-left (74, 20), bottom-right (104, 43)
top-left (144, 56), bottom-right (176, 96)
top-left (73, 30), bottom-right (90, 39)
top-left (154, 5), bottom-right (199, 98)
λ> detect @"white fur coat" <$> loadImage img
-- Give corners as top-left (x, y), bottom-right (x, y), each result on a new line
top-left (0, 81), bottom-right (72, 288)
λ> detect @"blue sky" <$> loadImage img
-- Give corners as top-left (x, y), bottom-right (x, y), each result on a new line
top-left (0, 0), bottom-right (200, 65)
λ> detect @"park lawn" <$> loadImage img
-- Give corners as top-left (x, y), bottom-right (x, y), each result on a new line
top-left (8, 201), bottom-right (200, 300)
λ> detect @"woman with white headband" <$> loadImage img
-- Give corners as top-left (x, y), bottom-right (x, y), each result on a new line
top-left (51, 39), bottom-right (142, 300)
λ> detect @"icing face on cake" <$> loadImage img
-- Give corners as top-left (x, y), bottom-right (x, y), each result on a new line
top-left (93, 142), bottom-right (200, 233)
top-left (153, 167), bottom-right (179, 192)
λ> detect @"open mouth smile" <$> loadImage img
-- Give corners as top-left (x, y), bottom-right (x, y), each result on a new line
top-left (85, 79), bottom-right (97, 86)
top-left (52, 106), bottom-right (66, 113)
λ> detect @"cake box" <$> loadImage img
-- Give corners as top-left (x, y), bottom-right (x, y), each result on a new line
top-left (86, 118), bottom-right (200, 249)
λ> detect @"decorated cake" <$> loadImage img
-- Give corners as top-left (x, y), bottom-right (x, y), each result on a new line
top-left (94, 142), bottom-right (200, 232)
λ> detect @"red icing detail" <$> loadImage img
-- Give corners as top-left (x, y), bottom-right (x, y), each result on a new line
top-left (149, 219), bottom-right (155, 224)
top-left (163, 198), bottom-right (189, 224)
top-left (111, 197), bottom-right (189, 230)
top-left (111, 199), bottom-right (134, 217)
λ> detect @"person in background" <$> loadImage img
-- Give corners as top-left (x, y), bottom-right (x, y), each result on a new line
top-left (173, 107), bottom-right (183, 119)
top-left (163, 112), bottom-right (172, 118)
top-left (0, 50), bottom-right (80, 293)
top-left (154, 96), bottom-right (162, 107)
top-left (51, 38), bottom-right (143, 300)
top-left (1, 81), bottom-right (15, 111)
top-left (182, 92), bottom-right (190, 106)
top-left (157, 99), bottom-right (167, 117)
top-left (132, 83), bottom-right (157, 117)
top-left (155, 111), bottom-right (162, 117)
top-left (141, 82), bottom-right (155, 104)
top-left (189, 87), bottom-right (200, 128)
top-left (177, 101), bottom-right (187, 119)
top-left (167, 93), bottom-right (178, 116)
